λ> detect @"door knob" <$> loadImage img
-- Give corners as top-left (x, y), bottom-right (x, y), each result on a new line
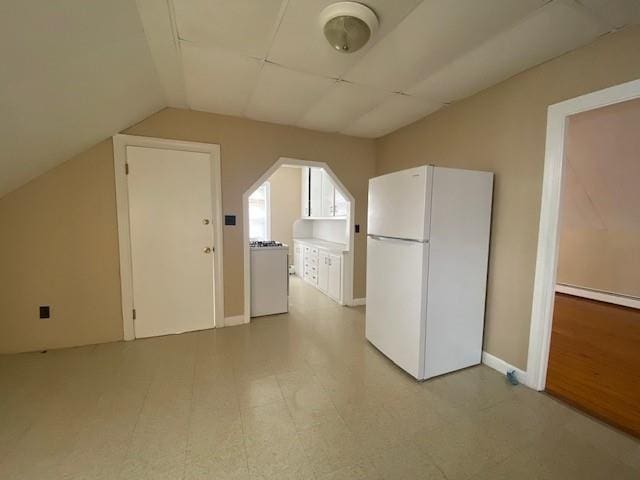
top-left (202, 219), bottom-right (210, 225)
top-left (203, 247), bottom-right (212, 254)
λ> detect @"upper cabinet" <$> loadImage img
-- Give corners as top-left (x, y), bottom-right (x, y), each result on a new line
top-left (301, 167), bottom-right (347, 219)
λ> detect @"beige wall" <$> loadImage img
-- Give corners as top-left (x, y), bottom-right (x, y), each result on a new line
top-left (557, 98), bottom-right (640, 298)
top-left (376, 26), bottom-right (640, 370)
top-left (0, 110), bottom-right (374, 352)
top-left (267, 166), bottom-right (302, 263)
top-left (124, 109), bottom-right (375, 318)
top-left (2, 26), bottom-right (639, 357)
top-left (0, 140), bottom-right (123, 353)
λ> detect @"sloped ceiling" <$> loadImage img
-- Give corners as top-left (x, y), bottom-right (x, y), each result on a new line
top-left (138, 0), bottom-right (639, 139)
top-left (562, 97), bottom-right (640, 232)
top-left (0, 0), bottom-right (165, 197)
top-left (2, 1), bottom-right (639, 199)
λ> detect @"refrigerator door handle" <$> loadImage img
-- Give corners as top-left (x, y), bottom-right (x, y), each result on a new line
top-left (367, 234), bottom-right (428, 243)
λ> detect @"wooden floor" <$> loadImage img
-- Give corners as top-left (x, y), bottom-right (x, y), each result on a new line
top-left (547, 293), bottom-right (640, 438)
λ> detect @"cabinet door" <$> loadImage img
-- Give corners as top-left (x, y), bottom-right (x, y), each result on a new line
top-left (301, 167), bottom-right (310, 217)
top-left (334, 188), bottom-right (348, 217)
top-left (309, 167), bottom-right (323, 217)
top-left (321, 170), bottom-right (335, 217)
top-left (317, 250), bottom-right (330, 293)
top-left (328, 254), bottom-right (342, 301)
top-left (294, 243), bottom-right (304, 277)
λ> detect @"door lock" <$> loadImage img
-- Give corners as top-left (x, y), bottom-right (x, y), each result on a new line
top-left (203, 247), bottom-right (213, 254)
top-left (202, 219), bottom-right (210, 225)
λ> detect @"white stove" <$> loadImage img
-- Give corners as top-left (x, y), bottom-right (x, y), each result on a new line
top-left (250, 240), bottom-right (286, 249)
top-left (250, 241), bottom-right (289, 317)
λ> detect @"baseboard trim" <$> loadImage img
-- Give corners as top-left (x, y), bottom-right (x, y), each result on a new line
top-left (482, 351), bottom-right (530, 388)
top-left (350, 298), bottom-right (366, 306)
top-left (223, 315), bottom-right (246, 327)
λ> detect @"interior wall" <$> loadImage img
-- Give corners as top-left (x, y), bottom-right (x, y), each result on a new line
top-left (375, 26), bottom-right (640, 370)
top-left (312, 220), bottom-right (348, 244)
top-left (0, 140), bottom-right (123, 353)
top-left (557, 98), bottom-right (640, 298)
top-left (267, 166), bottom-right (301, 263)
top-left (124, 109), bottom-right (375, 319)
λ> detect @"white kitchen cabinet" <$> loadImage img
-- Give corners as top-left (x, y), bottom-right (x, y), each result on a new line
top-left (328, 254), bottom-right (342, 301)
top-left (292, 239), bottom-right (345, 304)
top-left (301, 168), bottom-right (310, 217)
top-left (293, 241), bottom-right (304, 277)
top-left (321, 170), bottom-right (335, 217)
top-left (309, 167), bottom-right (323, 217)
top-left (334, 189), bottom-right (348, 217)
top-left (318, 250), bottom-right (330, 293)
top-left (301, 167), bottom-right (347, 218)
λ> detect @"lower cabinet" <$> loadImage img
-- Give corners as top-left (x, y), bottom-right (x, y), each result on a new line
top-left (294, 241), bottom-right (343, 303)
top-left (328, 254), bottom-right (341, 301)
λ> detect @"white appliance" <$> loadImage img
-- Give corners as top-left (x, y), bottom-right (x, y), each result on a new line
top-left (250, 241), bottom-right (289, 317)
top-left (366, 165), bottom-right (493, 380)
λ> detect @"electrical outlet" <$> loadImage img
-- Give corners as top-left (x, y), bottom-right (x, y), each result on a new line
top-left (39, 305), bottom-right (50, 319)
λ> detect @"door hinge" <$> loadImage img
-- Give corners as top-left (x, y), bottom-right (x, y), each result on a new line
top-left (125, 163), bottom-right (130, 175)
top-left (132, 308), bottom-right (136, 320)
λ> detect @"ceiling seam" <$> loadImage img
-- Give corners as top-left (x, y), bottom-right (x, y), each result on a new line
top-left (337, 0), bottom-right (426, 82)
top-left (166, 0), bottom-right (188, 108)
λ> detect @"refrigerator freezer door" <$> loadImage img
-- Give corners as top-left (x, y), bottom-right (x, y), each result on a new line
top-left (365, 235), bottom-right (428, 379)
top-left (367, 165), bottom-right (433, 241)
top-left (424, 167), bottom-right (493, 378)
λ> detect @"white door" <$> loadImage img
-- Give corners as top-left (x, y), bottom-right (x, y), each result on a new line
top-left (294, 242), bottom-right (304, 278)
top-left (368, 165), bottom-right (433, 241)
top-left (301, 167), bottom-right (310, 217)
top-left (365, 235), bottom-right (428, 379)
top-left (309, 167), bottom-right (323, 217)
top-left (318, 250), bottom-right (330, 293)
top-left (328, 254), bottom-right (341, 301)
top-left (334, 189), bottom-right (348, 217)
top-left (126, 146), bottom-right (215, 338)
top-left (321, 170), bottom-right (335, 217)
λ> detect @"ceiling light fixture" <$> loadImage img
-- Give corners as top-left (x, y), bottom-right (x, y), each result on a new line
top-left (320, 2), bottom-right (379, 54)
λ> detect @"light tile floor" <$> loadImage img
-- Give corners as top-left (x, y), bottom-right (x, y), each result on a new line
top-left (0, 277), bottom-right (638, 479)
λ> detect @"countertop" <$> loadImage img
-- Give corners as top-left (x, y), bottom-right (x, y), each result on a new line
top-left (293, 238), bottom-right (349, 254)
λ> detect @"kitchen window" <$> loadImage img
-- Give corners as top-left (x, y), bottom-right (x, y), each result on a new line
top-left (249, 182), bottom-right (270, 241)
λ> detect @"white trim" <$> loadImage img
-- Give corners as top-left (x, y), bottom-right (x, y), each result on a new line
top-left (482, 351), bottom-right (529, 387)
top-left (556, 284), bottom-right (640, 310)
top-left (350, 298), bottom-right (366, 306)
top-left (243, 157), bottom-right (357, 323)
top-left (223, 315), bottom-right (247, 327)
top-left (113, 134), bottom-right (224, 338)
top-left (527, 79), bottom-right (640, 391)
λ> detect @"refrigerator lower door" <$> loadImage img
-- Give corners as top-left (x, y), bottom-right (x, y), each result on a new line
top-left (365, 235), bottom-right (428, 379)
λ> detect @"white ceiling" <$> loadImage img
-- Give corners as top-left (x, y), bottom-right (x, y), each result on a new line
top-left (0, 0), bottom-right (165, 197)
top-left (1, 1), bottom-right (639, 198)
top-left (139, 0), bottom-right (640, 138)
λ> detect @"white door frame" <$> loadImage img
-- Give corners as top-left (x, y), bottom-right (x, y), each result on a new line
top-left (242, 157), bottom-right (356, 324)
top-left (527, 79), bottom-right (640, 391)
top-left (113, 134), bottom-right (224, 340)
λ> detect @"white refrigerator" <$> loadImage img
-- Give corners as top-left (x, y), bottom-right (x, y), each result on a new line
top-left (365, 165), bottom-right (493, 380)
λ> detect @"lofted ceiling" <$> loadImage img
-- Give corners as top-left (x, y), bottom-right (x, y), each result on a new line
top-left (0, 0), bottom-right (165, 197)
top-left (1, 1), bottom-right (639, 198)
top-left (139, 0), bottom-right (640, 138)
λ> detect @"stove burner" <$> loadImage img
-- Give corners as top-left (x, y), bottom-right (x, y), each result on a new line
top-left (250, 240), bottom-right (284, 248)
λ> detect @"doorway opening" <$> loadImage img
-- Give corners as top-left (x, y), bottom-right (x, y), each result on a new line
top-left (113, 135), bottom-right (224, 339)
top-left (242, 157), bottom-right (356, 323)
top-left (527, 80), bottom-right (640, 435)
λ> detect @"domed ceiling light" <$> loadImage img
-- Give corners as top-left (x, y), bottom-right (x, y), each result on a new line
top-left (320, 2), bottom-right (379, 53)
